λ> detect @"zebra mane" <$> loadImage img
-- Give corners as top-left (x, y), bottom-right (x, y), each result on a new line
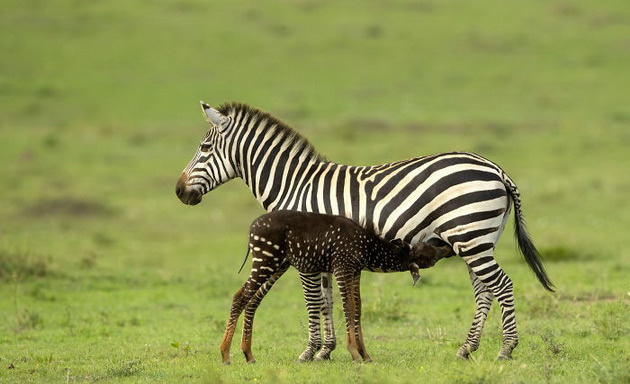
top-left (217, 102), bottom-right (325, 162)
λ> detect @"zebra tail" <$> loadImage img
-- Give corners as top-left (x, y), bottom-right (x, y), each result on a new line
top-left (503, 173), bottom-right (555, 292)
top-left (238, 247), bottom-right (251, 274)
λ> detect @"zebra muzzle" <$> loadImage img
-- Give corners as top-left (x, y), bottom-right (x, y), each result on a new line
top-left (176, 173), bottom-right (203, 205)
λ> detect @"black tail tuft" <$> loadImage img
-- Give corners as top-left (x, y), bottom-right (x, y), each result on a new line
top-left (514, 211), bottom-right (555, 292)
top-left (502, 171), bottom-right (554, 292)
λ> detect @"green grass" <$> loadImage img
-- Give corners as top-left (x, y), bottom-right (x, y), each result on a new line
top-left (1, 0), bottom-right (629, 382)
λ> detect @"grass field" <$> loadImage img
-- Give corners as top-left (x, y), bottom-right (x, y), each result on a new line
top-left (1, 0), bottom-right (629, 383)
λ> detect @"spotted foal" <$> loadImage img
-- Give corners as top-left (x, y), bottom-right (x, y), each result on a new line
top-left (220, 210), bottom-right (452, 364)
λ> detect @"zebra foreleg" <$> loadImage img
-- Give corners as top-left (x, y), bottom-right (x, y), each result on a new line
top-left (457, 265), bottom-right (494, 360)
top-left (297, 272), bottom-right (324, 362)
top-left (315, 272), bottom-right (337, 361)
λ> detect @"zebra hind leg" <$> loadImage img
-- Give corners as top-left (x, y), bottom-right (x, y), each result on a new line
top-left (457, 265), bottom-right (494, 360)
top-left (464, 254), bottom-right (519, 360)
top-left (314, 272), bottom-right (337, 361)
top-left (491, 268), bottom-right (518, 360)
top-left (297, 272), bottom-right (324, 362)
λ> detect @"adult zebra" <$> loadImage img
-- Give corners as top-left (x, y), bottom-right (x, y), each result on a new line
top-left (176, 101), bottom-right (553, 361)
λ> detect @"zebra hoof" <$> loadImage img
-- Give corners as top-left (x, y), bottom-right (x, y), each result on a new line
top-left (296, 357), bottom-right (311, 363)
top-left (456, 346), bottom-right (471, 360)
top-left (456, 350), bottom-right (471, 360)
top-left (498, 344), bottom-right (516, 361)
top-left (297, 350), bottom-right (315, 363)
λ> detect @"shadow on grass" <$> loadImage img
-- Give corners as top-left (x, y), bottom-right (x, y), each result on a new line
top-left (0, 249), bottom-right (50, 281)
top-left (539, 245), bottom-right (594, 262)
top-left (21, 197), bottom-right (117, 218)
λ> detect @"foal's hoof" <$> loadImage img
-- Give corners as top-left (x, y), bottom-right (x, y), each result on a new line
top-left (497, 354), bottom-right (513, 361)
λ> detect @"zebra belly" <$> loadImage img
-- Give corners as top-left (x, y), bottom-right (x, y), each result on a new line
top-left (376, 179), bottom-right (509, 248)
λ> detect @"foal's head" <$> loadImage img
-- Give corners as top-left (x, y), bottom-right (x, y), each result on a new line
top-left (389, 239), bottom-right (456, 286)
top-left (388, 239), bottom-right (424, 286)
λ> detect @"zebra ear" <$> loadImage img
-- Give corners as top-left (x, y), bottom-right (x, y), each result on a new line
top-left (200, 101), bottom-right (231, 131)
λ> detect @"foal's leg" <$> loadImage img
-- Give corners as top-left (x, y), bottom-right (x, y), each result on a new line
top-left (220, 279), bottom-right (260, 365)
top-left (241, 263), bottom-right (290, 363)
top-left (351, 274), bottom-right (371, 362)
top-left (334, 270), bottom-right (362, 362)
top-left (315, 272), bottom-right (337, 360)
top-left (298, 272), bottom-right (324, 362)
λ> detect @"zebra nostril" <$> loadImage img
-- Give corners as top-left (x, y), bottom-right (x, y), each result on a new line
top-left (176, 173), bottom-right (189, 199)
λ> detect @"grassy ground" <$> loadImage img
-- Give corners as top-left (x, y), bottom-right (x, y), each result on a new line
top-left (1, 0), bottom-right (629, 383)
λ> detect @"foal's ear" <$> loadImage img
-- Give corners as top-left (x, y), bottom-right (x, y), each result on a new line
top-left (200, 101), bottom-right (231, 132)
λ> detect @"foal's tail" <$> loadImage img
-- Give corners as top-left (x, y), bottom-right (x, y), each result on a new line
top-left (502, 172), bottom-right (555, 292)
top-left (238, 247), bottom-right (250, 274)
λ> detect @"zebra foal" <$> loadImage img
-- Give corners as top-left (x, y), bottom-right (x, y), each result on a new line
top-left (220, 210), bottom-right (446, 364)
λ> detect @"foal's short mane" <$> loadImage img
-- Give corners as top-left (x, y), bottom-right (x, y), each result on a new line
top-left (217, 102), bottom-right (326, 162)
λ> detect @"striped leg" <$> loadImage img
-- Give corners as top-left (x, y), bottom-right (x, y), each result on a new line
top-left (334, 270), bottom-right (362, 362)
top-left (491, 269), bottom-right (518, 359)
top-left (241, 263), bottom-right (289, 363)
top-left (315, 272), bottom-right (337, 360)
top-left (297, 272), bottom-right (324, 362)
top-left (463, 253), bottom-right (519, 360)
top-left (457, 265), bottom-right (494, 359)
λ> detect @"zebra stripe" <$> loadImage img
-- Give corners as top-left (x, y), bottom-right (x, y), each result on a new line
top-left (177, 102), bottom-right (553, 361)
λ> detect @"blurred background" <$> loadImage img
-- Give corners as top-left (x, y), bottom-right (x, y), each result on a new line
top-left (1, 0), bottom-right (628, 271)
top-left (0, 0), bottom-right (628, 380)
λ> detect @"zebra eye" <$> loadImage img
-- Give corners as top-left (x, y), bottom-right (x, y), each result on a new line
top-left (200, 143), bottom-right (212, 152)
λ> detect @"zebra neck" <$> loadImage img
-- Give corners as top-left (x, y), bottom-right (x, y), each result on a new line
top-left (247, 155), bottom-right (333, 212)
top-left (246, 154), bottom-right (372, 224)
top-left (236, 133), bottom-right (328, 212)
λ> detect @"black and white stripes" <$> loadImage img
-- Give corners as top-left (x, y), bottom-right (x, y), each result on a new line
top-left (176, 101), bottom-right (553, 360)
